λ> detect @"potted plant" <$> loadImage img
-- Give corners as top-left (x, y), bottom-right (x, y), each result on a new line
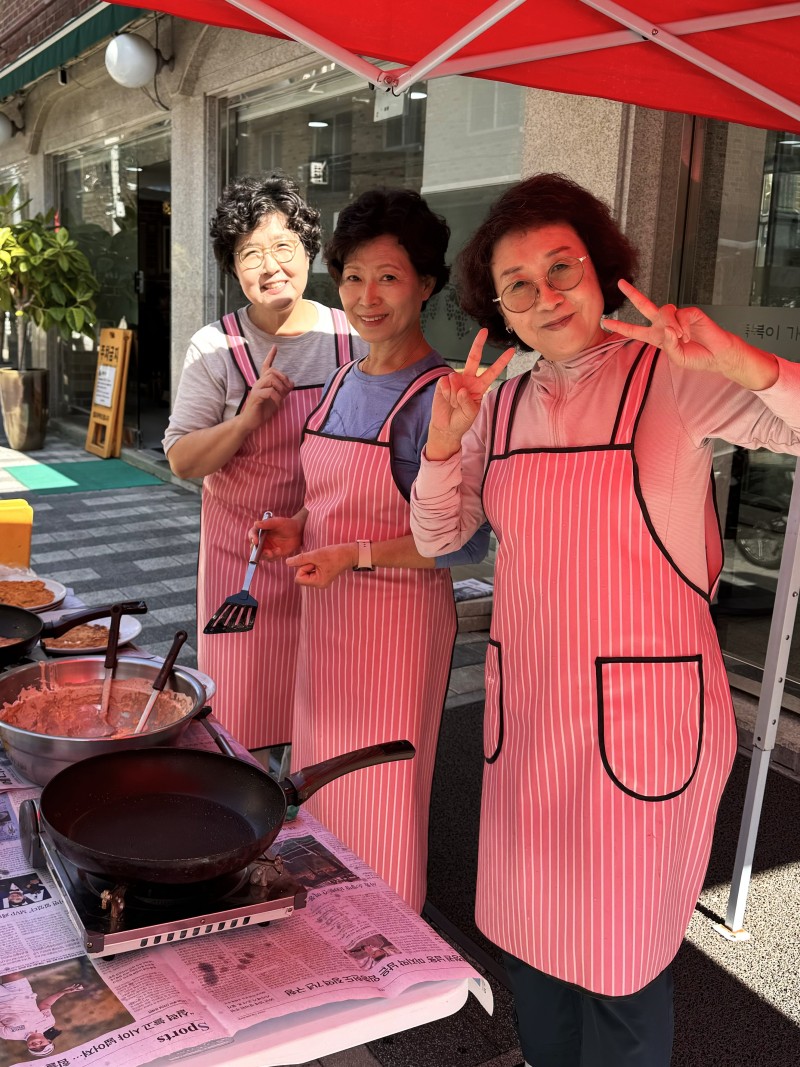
top-left (0, 185), bottom-right (100, 450)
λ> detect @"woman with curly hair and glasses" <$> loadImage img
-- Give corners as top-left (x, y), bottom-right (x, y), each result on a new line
top-left (164, 174), bottom-right (366, 750)
top-left (249, 188), bottom-right (488, 911)
top-left (410, 172), bottom-right (800, 1065)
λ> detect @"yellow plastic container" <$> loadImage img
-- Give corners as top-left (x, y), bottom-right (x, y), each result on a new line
top-left (0, 499), bottom-right (34, 567)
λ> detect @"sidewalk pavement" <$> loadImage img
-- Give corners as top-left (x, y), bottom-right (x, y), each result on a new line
top-left (1, 434), bottom-right (799, 1066)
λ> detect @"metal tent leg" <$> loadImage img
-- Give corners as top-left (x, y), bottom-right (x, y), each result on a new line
top-left (716, 456), bottom-right (800, 939)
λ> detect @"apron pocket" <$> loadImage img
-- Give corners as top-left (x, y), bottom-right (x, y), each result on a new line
top-left (596, 655), bottom-right (704, 800)
top-left (484, 639), bottom-right (505, 763)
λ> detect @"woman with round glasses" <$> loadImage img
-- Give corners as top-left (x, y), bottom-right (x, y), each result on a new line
top-left (164, 174), bottom-right (366, 750)
top-left (411, 172), bottom-right (800, 1066)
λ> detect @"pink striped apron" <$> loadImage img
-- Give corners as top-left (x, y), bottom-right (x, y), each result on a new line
top-left (478, 344), bottom-right (737, 996)
top-left (293, 362), bottom-right (457, 913)
top-left (197, 308), bottom-right (352, 749)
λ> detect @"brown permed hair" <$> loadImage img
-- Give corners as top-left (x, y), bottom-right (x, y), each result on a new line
top-left (456, 173), bottom-right (638, 349)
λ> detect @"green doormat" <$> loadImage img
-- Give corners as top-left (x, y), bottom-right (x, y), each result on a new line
top-left (10, 459), bottom-right (163, 494)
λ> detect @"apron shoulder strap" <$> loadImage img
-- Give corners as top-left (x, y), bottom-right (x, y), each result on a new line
top-left (305, 360), bottom-right (356, 433)
top-left (330, 307), bottom-right (354, 367)
top-left (378, 365), bottom-right (450, 443)
top-left (221, 311), bottom-right (260, 387)
top-left (488, 371), bottom-right (529, 458)
top-left (610, 342), bottom-right (659, 445)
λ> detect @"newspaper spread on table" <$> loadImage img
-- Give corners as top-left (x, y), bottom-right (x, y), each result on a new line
top-left (0, 729), bottom-right (481, 1067)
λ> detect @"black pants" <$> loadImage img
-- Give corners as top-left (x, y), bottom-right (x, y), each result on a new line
top-left (503, 952), bottom-right (674, 1067)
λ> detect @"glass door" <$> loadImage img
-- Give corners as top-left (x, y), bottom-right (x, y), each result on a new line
top-left (678, 120), bottom-right (800, 705)
top-left (56, 123), bottom-right (171, 449)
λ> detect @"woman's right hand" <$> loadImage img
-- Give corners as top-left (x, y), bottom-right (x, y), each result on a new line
top-left (426, 330), bottom-right (515, 460)
top-left (248, 516), bottom-right (303, 560)
top-left (239, 345), bottom-right (294, 434)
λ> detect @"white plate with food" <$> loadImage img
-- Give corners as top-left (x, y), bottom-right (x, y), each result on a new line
top-left (0, 575), bottom-right (68, 613)
top-left (38, 612), bottom-right (143, 654)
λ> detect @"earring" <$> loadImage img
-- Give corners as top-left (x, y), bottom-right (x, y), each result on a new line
top-left (505, 325), bottom-right (514, 335)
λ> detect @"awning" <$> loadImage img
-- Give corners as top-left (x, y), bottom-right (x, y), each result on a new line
top-left (0, 2), bottom-right (141, 100)
top-left (109, 0), bottom-right (800, 131)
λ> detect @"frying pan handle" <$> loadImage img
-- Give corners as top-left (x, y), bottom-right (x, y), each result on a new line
top-left (41, 600), bottom-right (148, 639)
top-left (284, 740), bottom-right (416, 806)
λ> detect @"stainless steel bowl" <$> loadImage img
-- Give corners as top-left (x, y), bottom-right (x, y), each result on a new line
top-left (0, 655), bottom-right (211, 786)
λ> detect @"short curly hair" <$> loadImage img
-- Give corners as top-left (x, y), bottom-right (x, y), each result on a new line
top-left (324, 188), bottom-right (450, 307)
top-left (210, 173), bottom-right (321, 277)
top-left (457, 173), bottom-right (638, 349)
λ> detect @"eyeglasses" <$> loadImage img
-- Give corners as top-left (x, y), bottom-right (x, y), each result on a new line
top-left (492, 255), bottom-right (588, 314)
top-left (236, 238), bottom-right (301, 271)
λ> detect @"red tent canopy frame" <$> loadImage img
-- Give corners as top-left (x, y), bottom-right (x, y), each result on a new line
top-left (113, 0), bottom-right (800, 131)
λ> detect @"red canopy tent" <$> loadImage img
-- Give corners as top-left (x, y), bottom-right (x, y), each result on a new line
top-left (111, 0), bottom-right (800, 131)
top-left (112, 0), bottom-right (800, 939)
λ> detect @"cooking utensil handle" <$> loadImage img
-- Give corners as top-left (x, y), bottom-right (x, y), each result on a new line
top-left (195, 708), bottom-right (241, 760)
top-left (150, 630), bottom-right (188, 692)
top-left (284, 740), bottom-right (416, 806)
top-left (242, 510), bottom-right (272, 593)
top-left (103, 605), bottom-right (124, 671)
top-left (42, 600), bottom-right (147, 639)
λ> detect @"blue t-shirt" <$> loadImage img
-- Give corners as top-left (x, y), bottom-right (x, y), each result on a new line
top-left (319, 351), bottom-right (489, 568)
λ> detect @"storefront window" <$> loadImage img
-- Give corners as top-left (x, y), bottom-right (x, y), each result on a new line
top-left (220, 64), bottom-right (525, 363)
top-left (54, 123), bottom-right (171, 448)
top-left (680, 121), bottom-right (800, 704)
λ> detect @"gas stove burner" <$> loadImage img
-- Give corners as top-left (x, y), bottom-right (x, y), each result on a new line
top-left (79, 866), bottom-right (252, 907)
top-left (20, 800), bottom-right (307, 957)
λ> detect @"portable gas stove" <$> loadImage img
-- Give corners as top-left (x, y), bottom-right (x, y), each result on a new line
top-left (20, 799), bottom-right (307, 957)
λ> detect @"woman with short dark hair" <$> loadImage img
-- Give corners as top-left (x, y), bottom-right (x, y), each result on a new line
top-left (411, 172), bottom-right (800, 1065)
top-left (164, 173), bottom-right (366, 750)
top-left (250, 187), bottom-right (488, 912)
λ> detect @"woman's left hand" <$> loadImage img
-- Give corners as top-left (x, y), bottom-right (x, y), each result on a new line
top-left (611, 280), bottom-right (778, 390)
top-left (286, 543), bottom-right (357, 589)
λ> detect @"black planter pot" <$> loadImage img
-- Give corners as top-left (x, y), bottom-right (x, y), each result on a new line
top-left (0, 368), bottom-right (49, 451)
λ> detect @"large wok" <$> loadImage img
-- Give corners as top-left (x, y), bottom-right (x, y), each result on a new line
top-left (0, 654), bottom-right (213, 786)
top-left (27, 733), bottom-right (415, 884)
top-left (0, 599), bottom-right (147, 668)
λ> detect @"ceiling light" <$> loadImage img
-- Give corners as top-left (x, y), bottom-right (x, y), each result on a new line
top-left (308, 120), bottom-right (329, 128)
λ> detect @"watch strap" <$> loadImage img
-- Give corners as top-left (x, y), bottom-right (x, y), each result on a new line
top-left (353, 539), bottom-right (374, 571)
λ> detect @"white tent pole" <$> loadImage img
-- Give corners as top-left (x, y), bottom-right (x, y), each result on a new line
top-left (426, 5), bottom-right (800, 79)
top-left (720, 457), bottom-right (800, 938)
top-left (223, 0), bottom-right (386, 85)
top-left (389, 0), bottom-right (527, 91)
top-left (579, 0), bottom-right (800, 125)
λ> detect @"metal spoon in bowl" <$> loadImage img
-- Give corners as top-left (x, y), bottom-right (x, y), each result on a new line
top-left (132, 630), bottom-right (188, 735)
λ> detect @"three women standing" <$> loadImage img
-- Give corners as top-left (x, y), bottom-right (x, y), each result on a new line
top-left (164, 174), bottom-right (365, 749)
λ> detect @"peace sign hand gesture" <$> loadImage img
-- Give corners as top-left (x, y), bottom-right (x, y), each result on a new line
top-left (426, 330), bottom-right (515, 461)
top-left (612, 280), bottom-right (778, 390)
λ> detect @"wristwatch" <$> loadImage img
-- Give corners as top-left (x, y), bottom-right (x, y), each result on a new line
top-left (353, 539), bottom-right (374, 572)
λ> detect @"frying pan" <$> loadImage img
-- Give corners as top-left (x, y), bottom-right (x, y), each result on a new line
top-left (31, 730), bottom-right (415, 884)
top-left (0, 600), bottom-right (147, 669)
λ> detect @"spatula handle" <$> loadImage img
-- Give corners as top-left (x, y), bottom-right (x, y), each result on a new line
top-left (242, 510), bottom-right (272, 591)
